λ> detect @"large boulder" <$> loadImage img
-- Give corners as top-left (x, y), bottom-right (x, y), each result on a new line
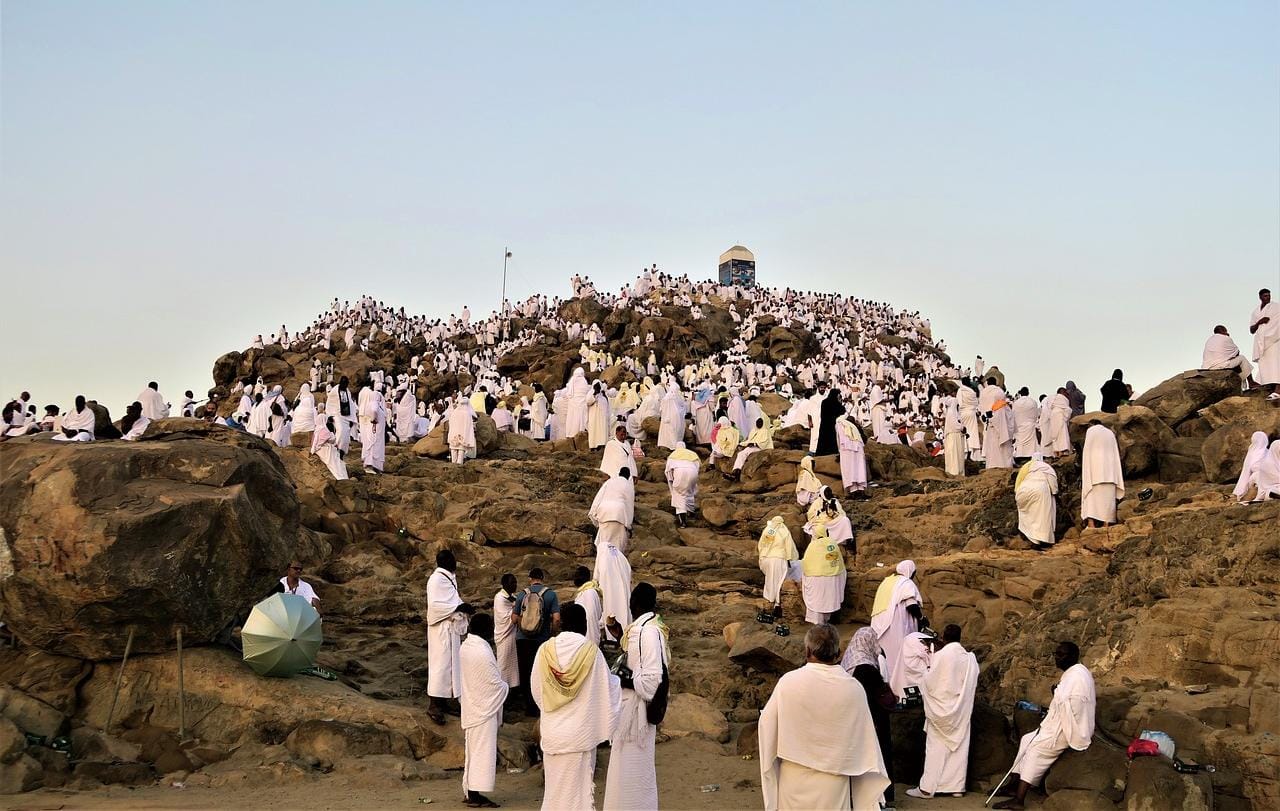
top-left (0, 423), bottom-right (298, 659)
top-left (412, 414), bottom-right (500, 459)
top-left (1134, 369), bottom-right (1240, 429)
top-left (1123, 756), bottom-right (1213, 811)
top-left (1069, 406), bottom-right (1174, 477)
top-left (1199, 396), bottom-right (1280, 483)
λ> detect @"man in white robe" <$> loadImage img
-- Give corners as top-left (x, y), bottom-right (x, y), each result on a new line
top-left (942, 397), bottom-right (966, 477)
top-left (460, 613), bottom-right (508, 809)
top-left (758, 517), bottom-right (799, 628)
top-left (587, 384), bottom-right (611, 449)
top-left (603, 583), bottom-right (668, 811)
top-left (759, 624), bottom-right (890, 811)
top-left (909, 624), bottom-right (979, 799)
top-left (956, 382), bottom-right (983, 461)
top-left (834, 415), bottom-right (868, 494)
top-left (572, 566), bottom-right (604, 647)
top-left (426, 550), bottom-right (472, 725)
top-left (599, 424), bottom-right (638, 478)
top-left (563, 368), bottom-right (593, 436)
top-left (664, 442), bottom-right (700, 527)
top-left (979, 379), bottom-right (1014, 469)
top-left (1011, 389), bottom-right (1040, 460)
top-left (657, 383), bottom-right (687, 449)
top-left (1249, 288), bottom-right (1280, 399)
top-left (393, 389), bottom-right (417, 441)
top-left (447, 395), bottom-right (477, 464)
top-left (291, 383), bottom-right (317, 435)
top-left (326, 378), bottom-right (355, 454)
top-left (1201, 325), bottom-right (1256, 391)
top-left (493, 573), bottom-right (520, 689)
top-left (52, 396), bottom-right (95, 442)
top-left (1081, 422), bottom-right (1124, 528)
top-left (136, 382), bottom-right (169, 421)
top-left (994, 642), bottom-right (1095, 809)
top-left (310, 416), bottom-right (348, 480)
top-left (358, 383), bottom-right (387, 473)
top-left (1015, 454), bottom-right (1058, 546)
top-left (531, 604), bottom-right (621, 811)
top-left (870, 560), bottom-right (925, 698)
top-left (590, 470), bottom-right (635, 639)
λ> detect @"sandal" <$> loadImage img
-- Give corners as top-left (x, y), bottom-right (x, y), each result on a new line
top-left (773, 623), bottom-right (790, 637)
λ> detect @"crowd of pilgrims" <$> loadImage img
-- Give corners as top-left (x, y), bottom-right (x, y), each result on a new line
top-left (3, 271), bottom-right (1277, 809)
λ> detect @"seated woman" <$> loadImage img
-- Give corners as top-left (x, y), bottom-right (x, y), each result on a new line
top-left (795, 455), bottom-right (822, 506)
top-left (804, 486), bottom-right (855, 546)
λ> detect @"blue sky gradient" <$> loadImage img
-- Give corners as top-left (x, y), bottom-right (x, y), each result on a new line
top-left (3, 2), bottom-right (1277, 413)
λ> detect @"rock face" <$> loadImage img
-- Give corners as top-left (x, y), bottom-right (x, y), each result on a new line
top-left (0, 422), bottom-right (298, 659)
top-left (1070, 405), bottom-right (1174, 477)
top-left (1134, 369), bottom-right (1240, 429)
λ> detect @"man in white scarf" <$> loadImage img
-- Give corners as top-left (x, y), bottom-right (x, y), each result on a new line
top-left (493, 573), bottom-right (520, 689)
top-left (664, 442), bottom-right (700, 527)
top-left (599, 423), bottom-right (638, 478)
top-left (426, 550), bottom-right (473, 725)
top-left (1200, 325), bottom-right (1256, 391)
top-left (994, 641), bottom-right (1095, 810)
top-left (136, 382), bottom-right (169, 421)
top-left (1043, 389), bottom-right (1073, 458)
top-left (942, 397), bottom-right (966, 477)
top-left (603, 583), bottom-right (668, 811)
top-left (908, 624), bottom-right (979, 799)
top-left (870, 560), bottom-right (925, 698)
top-left (1081, 421), bottom-right (1124, 528)
top-left (531, 603), bottom-right (621, 811)
top-left (758, 624), bottom-right (890, 811)
top-left (1015, 453), bottom-right (1058, 546)
top-left (978, 378), bottom-right (1014, 469)
top-left (956, 382), bottom-right (983, 461)
top-left (460, 613), bottom-right (508, 809)
top-left (394, 389), bottom-right (417, 441)
top-left (1248, 288), bottom-right (1280, 399)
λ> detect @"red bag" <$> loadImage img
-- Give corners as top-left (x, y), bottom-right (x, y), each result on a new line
top-left (1127, 739), bottom-right (1161, 760)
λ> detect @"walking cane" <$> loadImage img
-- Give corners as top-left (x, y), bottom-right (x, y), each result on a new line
top-left (105, 626), bottom-right (136, 735)
top-left (985, 724), bottom-right (1043, 806)
top-left (176, 626), bottom-right (186, 742)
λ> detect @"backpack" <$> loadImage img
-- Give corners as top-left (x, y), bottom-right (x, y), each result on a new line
top-left (518, 587), bottom-right (545, 635)
top-left (636, 619), bottom-right (671, 725)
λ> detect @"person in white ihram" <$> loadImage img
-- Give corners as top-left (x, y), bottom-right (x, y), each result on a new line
top-left (870, 560), bottom-right (925, 698)
top-left (426, 549), bottom-right (474, 725)
top-left (136, 382), bottom-right (170, 421)
top-left (1080, 421), bottom-right (1124, 528)
top-left (459, 612), bottom-right (507, 810)
top-left (1200, 325), bottom-right (1257, 391)
top-left (280, 561), bottom-right (319, 610)
top-left (993, 641), bottom-right (1095, 809)
top-left (758, 623), bottom-right (890, 811)
top-left (603, 582), bottom-right (668, 811)
top-left (1248, 288), bottom-right (1280, 400)
top-left (908, 624), bottom-right (979, 800)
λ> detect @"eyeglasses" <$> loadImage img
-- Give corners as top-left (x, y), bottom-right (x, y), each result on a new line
top-left (288, 566), bottom-right (302, 572)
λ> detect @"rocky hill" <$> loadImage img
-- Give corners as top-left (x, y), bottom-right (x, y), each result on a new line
top-left (0, 295), bottom-right (1275, 809)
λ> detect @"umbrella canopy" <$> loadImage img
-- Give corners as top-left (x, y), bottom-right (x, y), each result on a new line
top-left (242, 593), bottom-right (323, 677)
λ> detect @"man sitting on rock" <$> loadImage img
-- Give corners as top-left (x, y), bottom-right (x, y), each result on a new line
top-left (994, 641), bottom-right (1096, 810)
top-left (280, 561), bottom-right (320, 610)
top-left (1201, 325), bottom-right (1258, 391)
top-left (52, 395), bottom-right (95, 442)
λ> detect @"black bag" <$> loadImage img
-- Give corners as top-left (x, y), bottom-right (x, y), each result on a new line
top-left (636, 619), bottom-right (671, 726)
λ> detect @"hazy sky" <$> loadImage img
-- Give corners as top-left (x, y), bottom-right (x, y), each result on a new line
top-left (3, 2), bottom-right (1277, 415)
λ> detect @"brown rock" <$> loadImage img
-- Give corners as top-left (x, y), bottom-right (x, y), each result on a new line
top-left (661, 693), bottom-right (730, 742)
top-left (0, 690), bottom-right (67, 739)
top-left (0, 753), bottom-right (42, 794)
top-left (71, 760), bottom-right (156, 787)
top-left (0, 718), bottom-right (25, 765)
top-left (0, 428), bottom-right (298, 659)
top-left (1200, 405), bottom-right (1280, 483)
top-left (1134, 369), bottom-right (1240, 428)
top-left (1045, 744), bottom-right (1128, 801)
top-left (1069, 406), bottom-right (1175, 477)
top-left (285, 719), bottom-right (414, 763)
top-left (1043, 789), bottom-right (1120, 811)
top-left (728, 626), bottom-right (804, 674)
top-left (1123, 756), bottom-right (1213, 811)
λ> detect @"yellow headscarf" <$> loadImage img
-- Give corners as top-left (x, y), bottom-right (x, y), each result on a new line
top-left (758, 516), bottom-right (798, 560)
top-left (535, 640), bottom-right (598, 713)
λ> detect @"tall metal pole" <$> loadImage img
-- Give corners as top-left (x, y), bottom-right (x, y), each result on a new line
top-left (501, 247), bottom-right (509, 315)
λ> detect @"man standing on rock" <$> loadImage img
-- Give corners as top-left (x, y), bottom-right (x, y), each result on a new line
top-left (531, 603), bottom-right (621, 811)
top-left (603, 583), bottom-right (668, 810)
top-left (1080, 420), bottom-right (1124, 528)
top-left (600, 423), bottom-right (638, 478)
top-left (909, 624), bottom-right (979, 800)
top-left (427, 550), bottom-right (473, 725)
top-left (994, 641), bottom-right (1096, 810)
top-left (590, 469), bottom-right (636, 642)
top-left (1249, 288), bottom-right (1280, 400)
top-left (758, 624), bottom-right (890, 811)
top-left (460, 612), bottom-right (507, 809)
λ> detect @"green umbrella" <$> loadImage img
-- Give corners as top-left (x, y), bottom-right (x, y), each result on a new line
top-left (242, 593), bottom-right (323, 677)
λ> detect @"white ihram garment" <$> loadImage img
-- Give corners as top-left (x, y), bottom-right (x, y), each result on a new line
top-left (460, 635), bottom-right (508, 795)
top-left (493, 590), bottom-right (520, 687)
top-left (604, 614), bottom-right (667, 810)
top-left (1015, 460), bottom-right (1058, 544)
top-left (919, 641), bottom-right (980, 795)
top-left (426, 567), bottom-right (466, 699)
top-left (1081, 424), bottom-right (1124, 523)
top-left (871, 565), bottom-right (923, 698)
top-left (1250, 301), bottom-right (1280, 385)
top-left (1011, 663), bottom-right (1095, 785)
top-left (664, 457), bottom-right (699, 515)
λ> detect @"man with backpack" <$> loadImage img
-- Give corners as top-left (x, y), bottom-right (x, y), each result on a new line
top-left (603, 582), bottom-right (669, 810)
top-left (512, 568), bottom-right (560, 717)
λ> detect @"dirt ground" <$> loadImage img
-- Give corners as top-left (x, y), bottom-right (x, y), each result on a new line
top-left (9, 737), bottom-right (1031, 811)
